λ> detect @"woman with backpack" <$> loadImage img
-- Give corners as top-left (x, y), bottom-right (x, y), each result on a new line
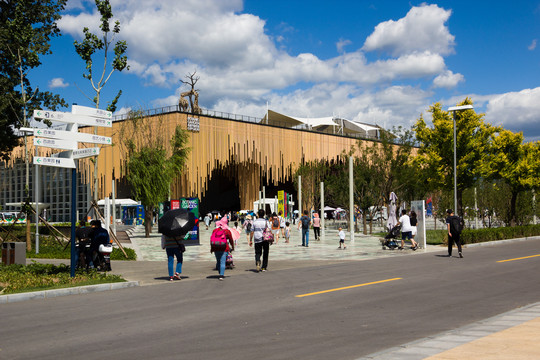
top-left (270, 212), bottom-right (281, 244)
top-left (210, 217), bottom-right (235, 280)
top-left (243, 214), bottom-right (253, 243)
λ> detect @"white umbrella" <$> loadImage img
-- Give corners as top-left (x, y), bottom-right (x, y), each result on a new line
top-left (387, 192), bottom-right (398, 231)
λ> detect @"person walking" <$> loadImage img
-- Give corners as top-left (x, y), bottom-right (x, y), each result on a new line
top-left (298, 210), bottom-right (311, 247)
top-left (410, 210), bottom-right (419, 250)
top-left (446, 209), bottom-right (463, 258)
top-left (279, 211), bottom-right (286, 239)
top-left (312, 212), bottom-right (321, 240)
top-left (243, 214), bottom-right (253, 243)
top-left (338, 227), bottom-right (346, 249)
top-left (210, 217), bottom-right (235, 280)
top-left (397, 209), bottom-right (418, 250)
top-left (249, 209), bottom-right (271, 272)
top-left (204, 213), bottom-right (211, 230)
top-left (161, 234), bottom-right (185, 281)
top-left (270, 212), bottom-right (280, 244)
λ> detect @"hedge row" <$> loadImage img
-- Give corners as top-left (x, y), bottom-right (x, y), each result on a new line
top-left (445, 224), bottom-right (540, 245)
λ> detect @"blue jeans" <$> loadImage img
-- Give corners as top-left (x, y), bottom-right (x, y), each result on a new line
top-left (214, 251), bottom-right (227, 277)
top-left (166, 247), bottom-right (183, 277)
top-left (302, 228), bottom-right (309, 246)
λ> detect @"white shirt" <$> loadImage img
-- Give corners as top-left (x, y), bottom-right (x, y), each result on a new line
top-left (398, 214), bottom-right (413, 232)
top-left (251, 218), bottom-right (269, 243)
top-left (338, 230), bottom-right (346, 240)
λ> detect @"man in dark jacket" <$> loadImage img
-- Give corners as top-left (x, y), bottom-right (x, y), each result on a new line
top-left (88, 220), bottom-right (110, 267)
top-left (446, 209), bottom-right (463, 258)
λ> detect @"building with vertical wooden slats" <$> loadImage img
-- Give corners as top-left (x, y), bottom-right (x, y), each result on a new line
top-left (1, 107), bottom-right (382, 221)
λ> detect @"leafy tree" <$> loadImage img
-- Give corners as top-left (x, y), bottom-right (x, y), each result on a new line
top-left (118, 111), bottom-right (190, 237)
top-left (0, 0), bottom-right (68, 159)
top-left (74, 0), bottom-right (128, 111)
top-left (73, 0), bottom-right (128, 205)
top-left (1, 0), bottom-right (68, 250)
top-left (413, 98), bottom-right (497, 217)
top-left (293, 159), bottom-right (331, 214)
top-left (481, 130), bottom-right (540, 225)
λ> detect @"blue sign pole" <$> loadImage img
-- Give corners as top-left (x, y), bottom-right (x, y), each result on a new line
top-left (70, 167), bottom-right (77, 277)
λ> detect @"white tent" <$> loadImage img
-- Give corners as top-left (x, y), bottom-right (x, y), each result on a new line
top-left (261, 109), bottom-right (380, 139)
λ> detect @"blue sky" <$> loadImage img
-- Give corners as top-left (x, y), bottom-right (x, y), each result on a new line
top-left (29, 0), bottom-right (540, 140)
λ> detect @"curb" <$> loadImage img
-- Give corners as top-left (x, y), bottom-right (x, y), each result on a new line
top-left (0, 281), bottom-right (139, 304)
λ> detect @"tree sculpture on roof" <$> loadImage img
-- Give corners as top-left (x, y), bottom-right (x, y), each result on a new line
top-left (179, 71), bottom-right (200, 114)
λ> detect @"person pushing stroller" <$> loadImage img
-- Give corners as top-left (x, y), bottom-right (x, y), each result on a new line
top-left (397, 209), bottom-right (419, 250)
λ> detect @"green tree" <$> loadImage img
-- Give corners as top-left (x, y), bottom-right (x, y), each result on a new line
top-left (119, 111), bottom-right (191, 237)
top-left (413, 98), bottom-right (497, 217)
top-left (1, 0), bottom-right (68, 250)
top-left (0, 0), bottom-right (68, 160)
top-left (293, 159), bottom-right (330, 214)
top-left (482, 129), bottom-right (540, 225)
top-left (73, 0), bottom-right (128, 205)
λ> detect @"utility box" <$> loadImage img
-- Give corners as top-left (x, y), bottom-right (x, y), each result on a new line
top-left (1, 242), bottom-right (26, 265)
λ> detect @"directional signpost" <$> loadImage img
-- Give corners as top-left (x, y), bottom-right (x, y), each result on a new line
top-left (33, 138), bottom-right (77, 151)
top-left (31, 105), bottom-right (113, 276)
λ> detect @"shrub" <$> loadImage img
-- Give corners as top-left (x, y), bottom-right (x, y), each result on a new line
top-left (0, 262), bottom-right (125, 294)
top-left (446, 224), bottom-right (540, 245)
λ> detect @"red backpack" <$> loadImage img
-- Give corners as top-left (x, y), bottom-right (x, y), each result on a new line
top-left (210, 228), bottom-right (227, 251)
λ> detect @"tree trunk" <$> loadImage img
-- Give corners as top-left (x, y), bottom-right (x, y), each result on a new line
top-left (144, 205), bottom-right (154, 238)
top-left (510, 191), bottom-right (518, 227)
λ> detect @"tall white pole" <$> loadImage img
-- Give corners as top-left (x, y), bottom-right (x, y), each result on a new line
top-left (453, 110), bottom-right (458, 215)
top-left (533, 190), bottom-right (537, 225)
top-left (34, 147), bottom-right (39, 254)
top-left (263, 186), bottom-right (266, 215)
top-left (298, 175), bottom-right (302, 219)
top-left (320, 181), bottom-right (325, 239)
top-left (112, 179), bottom-right (116, 236)
top-left (474, 187), bottom-right (478, 229)
top-left (349, 156), bottom-right (354, 243)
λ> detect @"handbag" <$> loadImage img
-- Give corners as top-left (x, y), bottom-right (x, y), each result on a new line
top-left (263, 227), bottom-right (274, 244)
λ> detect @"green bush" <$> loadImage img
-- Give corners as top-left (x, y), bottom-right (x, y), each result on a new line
top-left (25, 236), bottom-right (137, 260)
top-left (447, 224), bottom-right (540, 245)
top-left (426, 230), bottom-right (447, 245)
top-left (0, 262), bottom-right (125, 294)
top-left (111, 247), bottom-right (137, 260)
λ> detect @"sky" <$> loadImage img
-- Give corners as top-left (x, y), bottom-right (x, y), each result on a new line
top-left (28, 0), bottom-right (540, 141)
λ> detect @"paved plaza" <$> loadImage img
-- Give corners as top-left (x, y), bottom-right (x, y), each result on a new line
top-left (125, 223), bottom-right (440, 263)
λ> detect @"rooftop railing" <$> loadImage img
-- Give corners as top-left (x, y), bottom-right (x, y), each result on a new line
top-left (112, 105), bottom-right (382, 142)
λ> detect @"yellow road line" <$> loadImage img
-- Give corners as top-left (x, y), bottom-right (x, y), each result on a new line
top-left (295, 277), bottom-right (402, 298)
top-left (497, 254), bottom-right (540, 263)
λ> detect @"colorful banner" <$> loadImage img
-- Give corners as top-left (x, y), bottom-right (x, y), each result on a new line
top-left (180, 197), bottom-right (200, 246)
top-left (278, 190), bottom-right (285, 216)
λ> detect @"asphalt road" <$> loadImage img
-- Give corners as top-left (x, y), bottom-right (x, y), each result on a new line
top-left (1, 240), bottom-right (539, 360)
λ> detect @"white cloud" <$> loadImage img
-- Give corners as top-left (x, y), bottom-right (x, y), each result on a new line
top-left (362, 4), bottom-right (455, 57)
top-left (433, 70), bottom-right (464, 88)
top-left (58, 2), bottom-right (463, 132)
top-left (49, 77), bottom-right (70, 88)
top-left (486, 88), bottom-right (540, 137)
top-left (336, 38), bottom-right (352, 53)
top-left (528, 39), bottom-right (537, 51)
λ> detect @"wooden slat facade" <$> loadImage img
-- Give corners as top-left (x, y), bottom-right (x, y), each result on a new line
top-left (7, 111), bottom-right (375, 210)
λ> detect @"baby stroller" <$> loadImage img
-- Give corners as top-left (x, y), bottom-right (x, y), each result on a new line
top-left (381, 224), bottom-right (401, 250)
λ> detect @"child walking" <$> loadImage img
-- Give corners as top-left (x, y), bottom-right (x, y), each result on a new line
top-left (284, 221), bottom-right (291, 243)
top-left (338, 227), bottom-right (347, 249)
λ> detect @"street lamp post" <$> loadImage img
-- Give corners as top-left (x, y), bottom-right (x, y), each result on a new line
top-left (447, 105), bottom-right (473, 216)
